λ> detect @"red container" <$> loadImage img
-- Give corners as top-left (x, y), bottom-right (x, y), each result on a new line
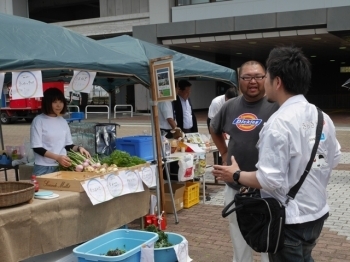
top-left (9, 99), bottom-right (27, 108)
top-left (26, 98), bottom-right (41, 109)
top-left (144, 214), bottom-right (167, 230)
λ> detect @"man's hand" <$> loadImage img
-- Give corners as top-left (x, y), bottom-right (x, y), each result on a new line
top-left (213, 156), bottom-right (241, 183)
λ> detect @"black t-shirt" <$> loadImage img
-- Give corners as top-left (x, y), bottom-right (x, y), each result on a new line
top-left (211, 95), bottom-right (279, 189)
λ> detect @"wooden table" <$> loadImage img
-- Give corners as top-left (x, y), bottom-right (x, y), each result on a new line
top-left (0, 188), bottom-right (150, 262)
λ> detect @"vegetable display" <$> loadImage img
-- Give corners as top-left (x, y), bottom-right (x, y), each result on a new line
top-left (59, 150), bottom-right (118, 173)
top-left (145, 225), bottom-right (173, 248)
top-left (100, 150), bottom-right (146, 167)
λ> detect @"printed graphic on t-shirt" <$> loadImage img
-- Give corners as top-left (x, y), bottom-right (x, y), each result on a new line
top-left (232, 113), bottom-right (262, 131)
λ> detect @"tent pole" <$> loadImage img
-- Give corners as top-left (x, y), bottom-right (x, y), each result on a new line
top-left (149, 59), bottom-right (166, 217)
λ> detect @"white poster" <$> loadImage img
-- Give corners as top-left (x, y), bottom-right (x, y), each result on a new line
top-left (0, 73), bottom-right (4, 96)
top-left (68, 71), bottom-right (96, 93)
top-left (11, 71), bottom-right (43, 99)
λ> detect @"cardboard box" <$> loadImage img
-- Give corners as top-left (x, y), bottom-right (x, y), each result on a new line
top-left (164, 183), bottom-right (185, 214)
top-left (36, 171), bottom-right (101, 192)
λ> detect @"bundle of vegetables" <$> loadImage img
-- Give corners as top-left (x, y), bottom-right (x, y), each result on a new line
top-left (105, 246), bottom-right (126, 256)
top-left (60, 150), bottom-right (119, 173)
top-left (100, 150), bottom-right (146, 168)
top-left (145, 225), bottom-right (173, 248)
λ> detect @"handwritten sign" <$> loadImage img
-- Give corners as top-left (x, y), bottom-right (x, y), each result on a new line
top-left (0, 73), bottom-right (4, 95)
top-left (106, 173), bottom-right (124, 197)
top-left (68, 71), bottom-right (96, 93)
top-left (140, 165), bottom-right (157, 188)
top-left (86, 179), bottom-right (106, 203)
top-left (80, 165), bottom-right (155, 205)
top-left (11, 71), bottom-right (43, 99)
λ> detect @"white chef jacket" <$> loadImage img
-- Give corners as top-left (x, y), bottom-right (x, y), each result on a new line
top-left (256, 95), bottom-right (341, 224)
top-left (208, 95), bottom-right (225, 119)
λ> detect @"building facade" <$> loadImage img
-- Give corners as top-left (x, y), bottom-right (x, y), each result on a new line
top-left (2, 0), bottom-right (350, 110)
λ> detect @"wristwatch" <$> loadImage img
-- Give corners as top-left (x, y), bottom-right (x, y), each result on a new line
top-left (233, 170), bottom-right (241, 185)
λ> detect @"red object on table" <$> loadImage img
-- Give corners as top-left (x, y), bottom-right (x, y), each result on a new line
top-left (144, 214), bottom-right (167, 230)
top-left (31, 175), bottom-right (39, 192)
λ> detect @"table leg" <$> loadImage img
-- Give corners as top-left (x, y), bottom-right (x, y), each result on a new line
top-left (15, 167), bottom-right (19, 181)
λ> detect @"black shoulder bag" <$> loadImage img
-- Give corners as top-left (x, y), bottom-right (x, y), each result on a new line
top-left (222, 108), bottom-right (323, 254)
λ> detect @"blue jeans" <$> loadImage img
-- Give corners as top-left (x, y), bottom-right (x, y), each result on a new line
top-left (269, 214), bottom-right (328, 262)
top-left (33, 164), bottom-right (58, 176)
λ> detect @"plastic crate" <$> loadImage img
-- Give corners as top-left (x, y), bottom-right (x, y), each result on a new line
top-left (73, 229), bottom-right (158, 262)
top-left (183, 182), bottom-right (200, 208)
top-left (116, 135), bottom-right (154, 161)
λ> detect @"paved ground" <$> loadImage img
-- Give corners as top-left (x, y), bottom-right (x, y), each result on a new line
top-left (1, 109), bottom-right (350, 262)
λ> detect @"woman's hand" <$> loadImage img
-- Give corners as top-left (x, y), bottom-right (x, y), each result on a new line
top-left (57, 155), bottom-right (72, 167)
top-left (79, 147), bottom-right (91, 158)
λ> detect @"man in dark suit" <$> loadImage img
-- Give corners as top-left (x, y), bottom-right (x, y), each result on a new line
top-left (172, 80), bottom-right (198, 133)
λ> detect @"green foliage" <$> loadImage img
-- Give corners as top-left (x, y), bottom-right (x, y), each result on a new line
top-left (101, 150), bottom-right (146, 167)
top-left (105, 246), bottom-right (126, 256)
top-left (145, 225), bottom-right (173, 248)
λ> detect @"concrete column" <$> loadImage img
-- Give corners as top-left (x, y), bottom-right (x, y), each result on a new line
top-left (0, 0), bottom-right (13, 14)
top-left (0, 0), bottom-right (28, 17)
top-left (149, 0), bottom-right (175, 24)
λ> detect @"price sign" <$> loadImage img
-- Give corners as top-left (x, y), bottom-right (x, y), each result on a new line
top-left (86, 179), bottom-right (106, 203)
top-left (106, 173), bottom-right (124, 197)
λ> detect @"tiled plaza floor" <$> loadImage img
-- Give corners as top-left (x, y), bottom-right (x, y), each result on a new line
top-left (1, 109), bottom-right (350, 261)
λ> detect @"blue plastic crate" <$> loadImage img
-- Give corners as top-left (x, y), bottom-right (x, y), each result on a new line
top-left (71, 112), bottom-right (85, 120)
top-left (116, 136), bottom-right (154, 161)
top-left (73, 229), bottom-right (158, 262)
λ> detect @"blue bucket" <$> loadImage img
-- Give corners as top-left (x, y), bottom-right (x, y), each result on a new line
top-left (154, 232), bottom-right (186, 262)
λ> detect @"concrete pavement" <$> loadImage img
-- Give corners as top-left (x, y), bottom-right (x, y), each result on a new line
top-left (1, 110), bottom-right (350, 261)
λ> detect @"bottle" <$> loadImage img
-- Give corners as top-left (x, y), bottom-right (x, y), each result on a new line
top-left (31, 175), bottom-right (39, 192)
top-left (163, 136), bottom-right (171, 158)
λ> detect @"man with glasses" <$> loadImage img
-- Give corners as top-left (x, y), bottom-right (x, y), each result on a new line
top-left (210, 60), bottom-right (279, 262)
top-left (214, 47), bottom-right (341, 262)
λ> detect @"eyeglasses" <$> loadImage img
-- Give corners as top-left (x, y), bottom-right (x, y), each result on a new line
top-left (240, 75), bottom-right (266, 81)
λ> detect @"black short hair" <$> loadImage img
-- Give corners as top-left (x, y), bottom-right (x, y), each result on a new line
top-left (225, 87), bottom-right (237, 99)
top-left (178, 80), bottom-right (192, 90)
top-left (266, 46), bottom-right (311, 95)
top-left (239, 60), bottom-right (265, 77)
top-left (41, 87), bottom-right (68, 115)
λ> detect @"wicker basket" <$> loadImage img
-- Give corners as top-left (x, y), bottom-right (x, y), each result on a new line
top-left (0, 182), bottom-right (35, 208)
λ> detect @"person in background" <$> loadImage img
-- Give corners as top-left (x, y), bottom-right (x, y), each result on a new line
top-left (213, 46), bottom-right (341, 262)
top-left (210, 60), bottom-right (279, 262)
top-left (69, 91), bottom-right (81, 112)
top-left (207, 87), bottom-right (238, 165)
top-left (172, 80), bottom-right (198, 133)
top-left (158, 100), bottom-right (177, 139)
top-left (30, 88), bottom-right (91, 176)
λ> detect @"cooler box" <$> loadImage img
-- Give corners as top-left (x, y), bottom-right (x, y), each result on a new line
top-left (73, 229), bottom-right (158, 262)
top-left (116, 136), bottom-right (154, 161)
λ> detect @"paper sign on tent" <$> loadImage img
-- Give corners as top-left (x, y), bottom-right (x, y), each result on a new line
top-left (68, 70), bottom-right (96, 93)
top-left (11, 71), bottom-right (43, 99)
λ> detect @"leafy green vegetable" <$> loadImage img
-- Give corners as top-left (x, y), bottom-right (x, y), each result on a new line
top-left (100, 150), bottom-right (146, 167)
top-left (105, 246), bottom-right (126, 256)
top-left (145, 225), bottom-right (173, 248)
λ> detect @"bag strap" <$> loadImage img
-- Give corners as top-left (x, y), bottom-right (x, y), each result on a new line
top-left (286, 107), bottom-right (323, 204)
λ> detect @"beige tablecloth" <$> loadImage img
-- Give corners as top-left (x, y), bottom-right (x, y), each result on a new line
top-left (0, 188), bottom-right (150, 262)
